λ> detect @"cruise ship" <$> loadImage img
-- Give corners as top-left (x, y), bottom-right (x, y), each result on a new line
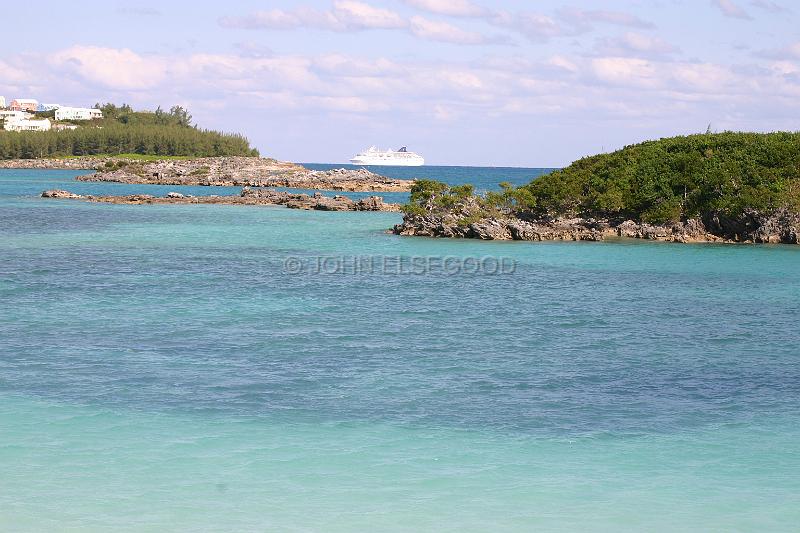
top-left (350, 146), bottom-right (424, 166)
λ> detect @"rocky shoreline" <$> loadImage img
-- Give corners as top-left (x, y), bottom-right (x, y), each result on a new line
top-left (394, 208), bottom-right (800, 244)
top-left (41, 188), bottom-right (400, 212)
top-left (2, 156), bottom-right (413, 192)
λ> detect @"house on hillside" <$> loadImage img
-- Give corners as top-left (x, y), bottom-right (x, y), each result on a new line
top-left (37, 103), bottom-right (61, 112)
top-left (0, 110), bottom-right (33, 122)
top-left (3, 117), bottom-right (51, 132)
top-left (9, 99), bottom-right (39, 112)
top-left (55, 107), bottom-right (103, 121)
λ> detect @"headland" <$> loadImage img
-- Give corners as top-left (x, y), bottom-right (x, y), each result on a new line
top-left (394, 132), bottom-right (800, 245)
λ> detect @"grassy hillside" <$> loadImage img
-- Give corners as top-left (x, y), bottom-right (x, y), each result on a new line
top-left (408, 132), bottom-right (800, 223)
top-left (0, 103), bottom-right (259, 159)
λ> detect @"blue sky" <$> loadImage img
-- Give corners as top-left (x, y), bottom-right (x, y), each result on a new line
top-left (2, 0), bottom-right (799, 166)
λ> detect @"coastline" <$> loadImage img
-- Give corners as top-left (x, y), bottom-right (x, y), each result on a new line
top-left (394, 211), bottom-right (800, 244)
top-left (0, 156), bottom-right (414, 192)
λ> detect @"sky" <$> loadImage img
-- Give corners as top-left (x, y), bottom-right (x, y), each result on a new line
top-left (1, 0), bottom-right (799, 167)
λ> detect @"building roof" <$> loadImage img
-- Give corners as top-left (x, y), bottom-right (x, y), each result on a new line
top-left (12, 99), bottom-right (39, 104)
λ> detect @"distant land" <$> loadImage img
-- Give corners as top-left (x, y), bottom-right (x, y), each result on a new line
top-left (0, 103), bottom-right (257, 159)
top-left (395, 132), bottom-right (800, 245)
top-left (0, 103), bottom-right (412, 192)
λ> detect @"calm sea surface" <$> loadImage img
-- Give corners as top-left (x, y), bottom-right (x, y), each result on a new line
top-left (1, 167), bottom-right (799, 531)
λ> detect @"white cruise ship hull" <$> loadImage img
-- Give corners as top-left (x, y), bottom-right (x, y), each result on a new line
top-left (350, 156), bottom-right (424, 167)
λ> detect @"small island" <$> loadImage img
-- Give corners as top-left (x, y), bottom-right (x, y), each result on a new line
top-left (40, 188), bottom-right (400, 212)
top-left (0, 103), bottom-right (413, 192)
top-left (395, 132), bottom-right (800, 244)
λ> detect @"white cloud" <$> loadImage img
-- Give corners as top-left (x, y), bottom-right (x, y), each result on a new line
top-left (219, 1), bottom-right (405, 31)
top-left (433, 104), bottom-right (458, 121)
top-left (486, 7), bottom-right (655, 43)
top-left (333, 0), bottom-right (406, 29)
top-left (50, 46), bottom-right (167, 90)
top-left (558, 8), bottom-right (655, 29)
top-left (749, 0), bottom-right (790, 13)
top-left (6, 42), bottom-right (800, 166)
top-left (218, 2), bottom-right (658, 47)
top-left (490, 11), bottom-right (564, 42)
top-left (408, 16), bottom-right (490, 44)
top-left (712, 0), bottom-right (753, 19)
top-left (547, 55), bottom-right (579, 73)
top-left (0, 59), bottom-right (30, 84)
top-left (758, 41), bottom-right (800, 60)
top-left (592, 57), bottom-right (661, 89)
top-left (403, 0), bottom-right (487, 17)
top-left (219, 0), bottom-right (502, 45)
top-left (21, 45), bottom-right (795, 118)
top-left (594, 32), bottom-right (679, 59)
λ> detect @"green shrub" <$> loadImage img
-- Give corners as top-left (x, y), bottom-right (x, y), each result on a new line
top-left (402, 132), bottom-right (800, 223)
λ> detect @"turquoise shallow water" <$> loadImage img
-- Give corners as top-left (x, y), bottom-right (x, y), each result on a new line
top-left (1, 168), bottom-right (800, 531)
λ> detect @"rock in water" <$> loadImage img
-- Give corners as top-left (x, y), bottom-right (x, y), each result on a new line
top-left (41, 190), bottom-right (84, 199)
top-left (41, 188), bottom-right (401, 212)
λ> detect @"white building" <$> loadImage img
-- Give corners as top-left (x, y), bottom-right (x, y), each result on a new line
top-left (0, 110), bottom-right (33, 121)
top-left (55, 107), bottom-right (103, 121)
top-left (0, 96), bottom-right (6, 109)
top-left (4, 117), bottom-right (52, 132)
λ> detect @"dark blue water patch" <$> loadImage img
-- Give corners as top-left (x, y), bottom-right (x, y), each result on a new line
top-left (302, 164), bottom-right (555, 192)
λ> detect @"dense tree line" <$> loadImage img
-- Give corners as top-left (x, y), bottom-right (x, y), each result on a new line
top-left (407, 132), bottom-right (800, 223)
top-left (1, 103), bottom-right (259, 159)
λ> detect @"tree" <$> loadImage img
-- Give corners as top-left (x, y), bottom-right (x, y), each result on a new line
top-left (169, 106), bottom-right (193, 128)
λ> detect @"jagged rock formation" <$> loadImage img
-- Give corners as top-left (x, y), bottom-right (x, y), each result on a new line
top-left (394, 197), bottom-right (800, 244)
top-left (77, 157), bottom-right (411, 191)
top-left (40, 188), bottom-right (400, 212)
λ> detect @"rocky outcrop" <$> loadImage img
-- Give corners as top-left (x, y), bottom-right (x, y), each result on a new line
top-left (40, 188), bottom-right (400, 212)
top-left (2, 156), bottom-right (413, 192)
top-left (394, 214), bottom-right (607, 241)
top-left (40, 189), bottom-right (85, 199)
top-left (78, 157), bottom-right (410, 191)
top-left (0, 157), bottom-right (113, 170)
top-left (614, 219), bottom-right (720, 243)
top-left (701, 208), bottom-right (800, 244)
top-left (241, 187), bottom-right (400, 211)
top-left (394, 203), bottom-right (800, 244)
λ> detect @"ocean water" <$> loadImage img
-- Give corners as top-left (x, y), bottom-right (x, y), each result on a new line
top-left (303, 163), bottom-right (553, 193)
top-left (1, 167), bottom-right (800, 531)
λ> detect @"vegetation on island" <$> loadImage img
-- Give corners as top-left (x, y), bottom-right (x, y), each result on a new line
top-left (0, 103), bottom-right (258, 160)
top-left (405, 132), bottom-right (800, 224)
